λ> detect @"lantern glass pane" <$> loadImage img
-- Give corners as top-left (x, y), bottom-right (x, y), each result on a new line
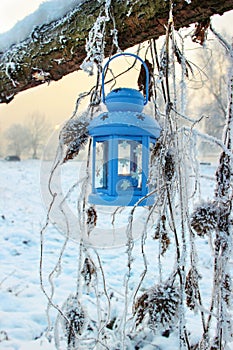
top-left (118, 140), bottom-right (142, 189)
top-left (118, 141), bottom-right (130, 175)
top-left (133, 142), bottom-right (142, 188)
top-left (95, 140), bottom-right (108, 188)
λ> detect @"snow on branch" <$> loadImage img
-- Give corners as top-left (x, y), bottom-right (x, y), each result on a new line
top-left (1, 0), bottom-right (233, 103)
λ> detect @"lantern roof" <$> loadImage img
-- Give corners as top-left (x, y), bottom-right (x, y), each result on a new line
top-left (105, 88), bottom-right (145, 113)
top-left (88, 111), bottom-right (161, 138)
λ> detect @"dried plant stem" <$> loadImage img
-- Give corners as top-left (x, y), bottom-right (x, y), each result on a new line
top-left (95, 251), bottom-right (112, 343)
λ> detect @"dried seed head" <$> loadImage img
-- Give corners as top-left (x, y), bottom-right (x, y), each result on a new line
top-left (185, 268), bottom-right (200, 310)
top-left (161, 232), bottom-right (171, 256)
top-left (134, 283), bottom-right (179, 331)
top-left (153, 214), bottom-right (166, 239)
top-left (164, 150), bottom-right (175, 182)
top-left (190, 202), bottom-right (218, 237)
top-left (137, 59), bottom-right (154, 101)
top-left (153, 215), bottom-right (170, 255)
top-left (61, 295), bottom-right (87, 347)
top-left (81, 257), bottom-right (97, 287)
top-left (222, 273), bottom-right (232, 306)
top-left (60, 115), bottom-right (90, 162)
top-left (86, 207), bottom-right (97, 235)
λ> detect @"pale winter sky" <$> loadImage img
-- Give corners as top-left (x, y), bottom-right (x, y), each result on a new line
top-left (0, 0), bottom-right (44, 33)
top-left (0, 0), bottom-right (95, 135)
top-left (0, 1), bottom-right (233, 139)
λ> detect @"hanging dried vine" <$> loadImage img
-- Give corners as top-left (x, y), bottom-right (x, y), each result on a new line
top-left (38, 1), bottom-right (233, 348)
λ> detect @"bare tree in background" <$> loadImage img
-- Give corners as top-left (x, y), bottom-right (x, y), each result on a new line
top-left (200, 39), bottom-right (229, 137)
top-left (25, 113), bottom-right (51, 159)
top-left (5, 124), bottom-right (30, 157)
top-left (185, 34), bottom-right (230, 158)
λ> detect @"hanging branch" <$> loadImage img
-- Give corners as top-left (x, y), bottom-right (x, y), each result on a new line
top-left (188, 30), bottom-right (233, 348)
top-left (39, 51), bottom-right (103, 350)
top-left (210, 40), bottom-right (233, 349)
top-left (152, 38), bottom-right (167, 104)
top-left (1, 0), bottom-right (233, 104)
top-left (38, 2), bottom-right (233, 347)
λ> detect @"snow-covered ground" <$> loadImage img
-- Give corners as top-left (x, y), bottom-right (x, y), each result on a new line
top-left (0, 158), bottom-right (232, 349)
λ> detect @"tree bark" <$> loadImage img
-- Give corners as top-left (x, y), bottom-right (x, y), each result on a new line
top-left (0, 0), bottom-right (232, 104)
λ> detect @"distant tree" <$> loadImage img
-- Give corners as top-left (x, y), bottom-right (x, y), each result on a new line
top-left (186, 35), bottom-right (229, 157)
top-left (200, 39), bottom-right (229, 138)
top-left (25, 113), bottom-right (51, 159)
top-left (5, 123), bottom-right (30, 157)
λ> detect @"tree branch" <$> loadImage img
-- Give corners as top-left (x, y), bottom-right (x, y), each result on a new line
top-left (0, 0), bottom-right (233, 104)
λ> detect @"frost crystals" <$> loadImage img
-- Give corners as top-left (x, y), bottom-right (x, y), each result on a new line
top-left (81, 0), bottom-right (120, 75)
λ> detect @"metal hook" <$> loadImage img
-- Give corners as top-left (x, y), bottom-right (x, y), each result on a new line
top-left (102, 53), bottom-right (149, 106)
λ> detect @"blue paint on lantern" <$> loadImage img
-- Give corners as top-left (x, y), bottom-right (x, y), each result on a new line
top-left (88, 53), bottom-right (161, 206)
top-left (105, 88), bottom-right (145, 113)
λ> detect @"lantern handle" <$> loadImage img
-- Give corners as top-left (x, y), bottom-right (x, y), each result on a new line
top-left (102, 53), bottom-right (149, 106)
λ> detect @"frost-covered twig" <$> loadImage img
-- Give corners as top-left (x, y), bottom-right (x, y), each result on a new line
top-left (210, 23), bottom-right (231, 53)
top-left (180, 126), bottom-right (233, 159)
top-left (95, 251), bottom-right (112, 343)
top-left (39, 195), bottom-right (72, 340)
top-left (81, 0), bottom-right (119, 76)
top-left (171, 106), bottom-right (207, 125)
top-left (132, 202), bottom-right (159, 306)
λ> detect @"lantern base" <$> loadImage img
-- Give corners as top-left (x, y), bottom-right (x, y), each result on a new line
top-left (88, 193), bottom-right (155, 206)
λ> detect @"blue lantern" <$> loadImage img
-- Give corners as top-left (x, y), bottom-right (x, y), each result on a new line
top-left (88, 53), bottom-right (161, 206)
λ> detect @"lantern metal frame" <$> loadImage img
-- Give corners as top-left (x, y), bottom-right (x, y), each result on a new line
top-left (88, 53), bottom-right (161, 206)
